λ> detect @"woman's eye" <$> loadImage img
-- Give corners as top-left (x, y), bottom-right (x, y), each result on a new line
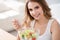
top-left (35, 6), bottom-right (39, 9)
top-left (29, 9), bottom-right (32, 11)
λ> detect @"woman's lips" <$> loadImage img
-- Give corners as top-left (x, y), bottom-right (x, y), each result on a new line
top-left (35, 13), bottom-right (40, 17)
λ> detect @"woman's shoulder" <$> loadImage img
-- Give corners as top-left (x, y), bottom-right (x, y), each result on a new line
top-left (50, 18), bottom-right (60, 33)
top-left (50, 18), bottom-right (60, 26)
top-left (50, 18), bottom-right (59, 24)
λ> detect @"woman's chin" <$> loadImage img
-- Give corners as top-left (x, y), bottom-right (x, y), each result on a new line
top-left (34, 17), bottom-right (40, 20)
top-left (34, 16), bottom-right (40, 20)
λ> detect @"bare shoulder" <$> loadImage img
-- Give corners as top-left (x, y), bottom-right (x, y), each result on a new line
top-left (52, 19), bottom-right (60, 29)
top-left (51, 19), bottom-right (60, 32)
top-left (51, 19), bottom-right (60, 40)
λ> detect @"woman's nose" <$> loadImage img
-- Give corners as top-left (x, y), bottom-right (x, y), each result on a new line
top-left (32, 10), bottom-right (36, 15)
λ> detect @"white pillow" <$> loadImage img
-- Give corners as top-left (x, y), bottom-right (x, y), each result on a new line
top-left (4, 1), bottom-right (24, 12)
top-left (0, 3), bottom-right (11, 13)
top-left (0, 1), bottom-right (24, 31)
top-left (0, 10), bottom-right (20, 31)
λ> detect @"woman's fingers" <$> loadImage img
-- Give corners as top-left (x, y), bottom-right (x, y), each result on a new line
top-left (12, 19), bottom-right (21, 30)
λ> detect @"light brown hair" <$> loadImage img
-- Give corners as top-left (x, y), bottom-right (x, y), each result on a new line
top-left (22, 0), bottom-right (52, 27)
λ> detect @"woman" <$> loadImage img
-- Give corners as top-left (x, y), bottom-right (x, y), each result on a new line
top-left (12, 0), bottom-right (60, 40)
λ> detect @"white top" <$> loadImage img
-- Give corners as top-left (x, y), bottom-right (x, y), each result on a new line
top-left (30, 19), bottom-right (54, 40)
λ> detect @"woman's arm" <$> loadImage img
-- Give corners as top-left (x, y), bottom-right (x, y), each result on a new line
top-left (17, 34), bottom-right (20, 40)
top-left (51, 19), bottom-right (60, 40)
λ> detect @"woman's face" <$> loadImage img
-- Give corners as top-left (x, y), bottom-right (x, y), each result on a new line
top-left (28, 2), bottom-right (44, 20)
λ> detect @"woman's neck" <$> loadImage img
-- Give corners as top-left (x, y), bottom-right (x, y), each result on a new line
top-left (35, 17), bottom-right (49, 25)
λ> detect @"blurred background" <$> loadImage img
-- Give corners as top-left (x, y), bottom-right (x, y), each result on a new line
top-left (0, 0), bottom-right (60, 36)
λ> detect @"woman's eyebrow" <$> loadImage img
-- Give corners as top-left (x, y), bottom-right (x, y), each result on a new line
top-left (34, 6), bottom-right (39, 8)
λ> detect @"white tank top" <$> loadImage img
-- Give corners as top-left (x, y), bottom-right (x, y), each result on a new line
top-left (30, 19), bottom-right (54, 40)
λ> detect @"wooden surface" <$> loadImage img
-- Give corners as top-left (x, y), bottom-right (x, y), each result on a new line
top-left (0, 29), bottom-right (16, 40)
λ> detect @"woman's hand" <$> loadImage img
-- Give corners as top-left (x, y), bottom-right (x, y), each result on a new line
top-left (12, 19), bottom-right (21, 31)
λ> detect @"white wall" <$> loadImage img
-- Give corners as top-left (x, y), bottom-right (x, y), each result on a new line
top-left (46, 0), bottom-right (60, 5)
